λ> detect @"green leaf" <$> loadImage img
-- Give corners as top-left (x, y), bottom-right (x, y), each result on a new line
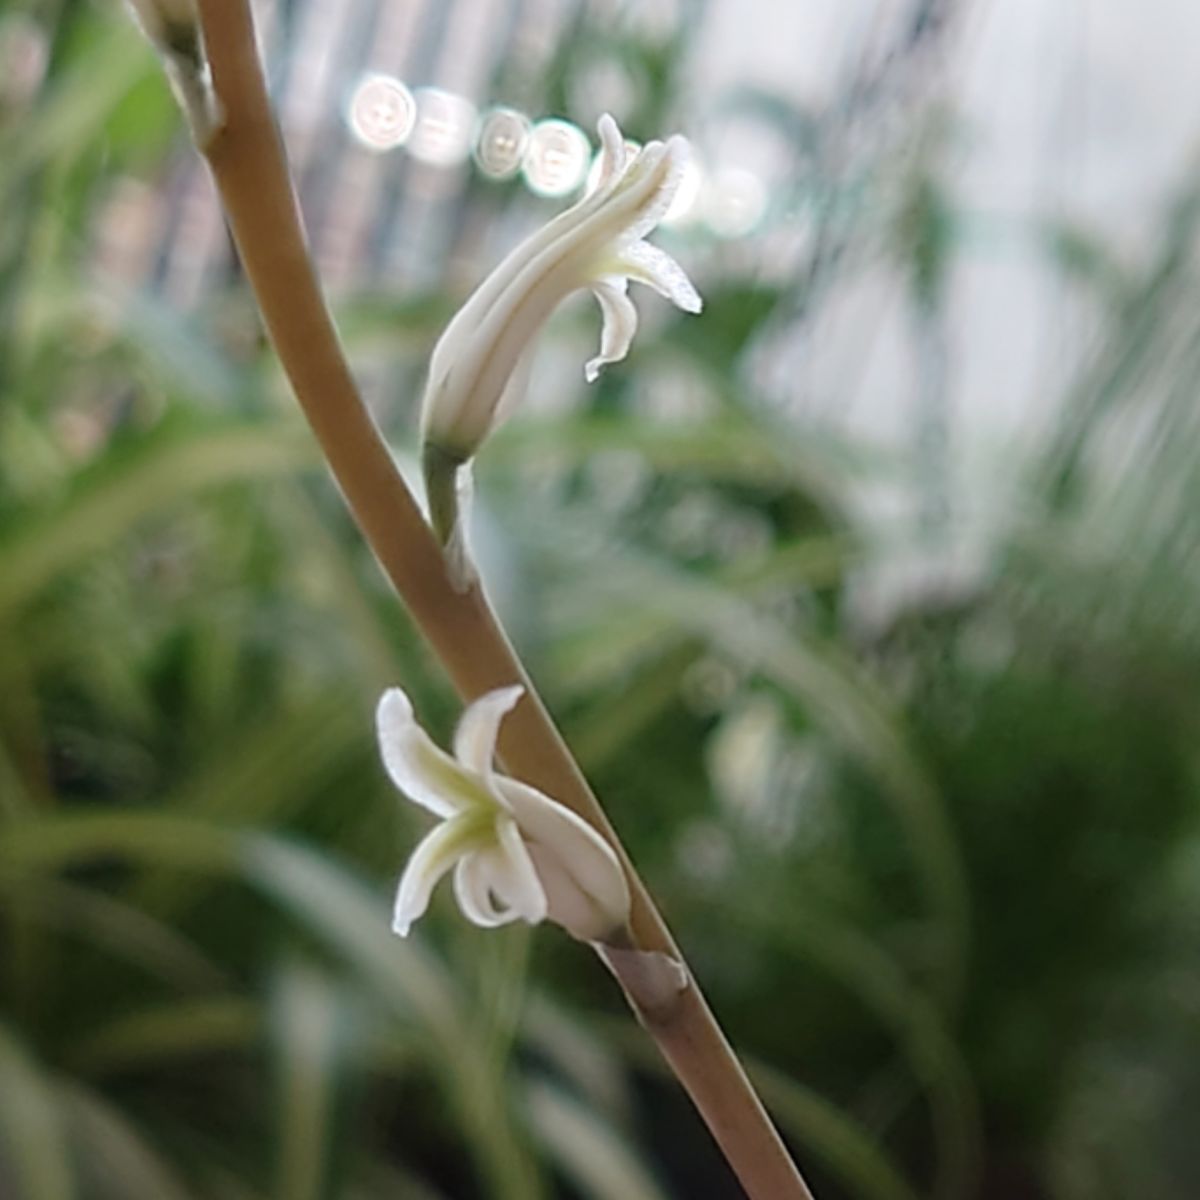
top-left (60, 1082), bottom-right (192, 1200)
top-left (270, 963), bottom-right (364, 1200)
top-left (0, 1024), bottom-right (75, 1200)
top-left (512, 504), bottom-right (969, 1005)
top-left (0, 419), bottom-right (315, 618)
top-left (748, 1060), bottom-right (923, 1200)
top-left (525, 1079), bottom-right (670, 1200)
top-left (69, 998), bottom-right (257, 1075)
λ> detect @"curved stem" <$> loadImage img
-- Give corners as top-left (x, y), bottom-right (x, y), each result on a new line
top-left (192, 4), bottom-right (814, 1196)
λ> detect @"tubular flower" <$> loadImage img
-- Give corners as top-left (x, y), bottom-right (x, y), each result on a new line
top-left (377, 685), bottom-right (631, 943)
top-left (419, 114), bottom-right (702, 558)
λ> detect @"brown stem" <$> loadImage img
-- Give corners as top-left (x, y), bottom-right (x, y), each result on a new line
top-left (192, 4), bottom-right (814, 1196)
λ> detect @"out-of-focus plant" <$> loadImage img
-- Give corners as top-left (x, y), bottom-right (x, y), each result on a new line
top-left (2, 1), bottom-right (1199, 1199)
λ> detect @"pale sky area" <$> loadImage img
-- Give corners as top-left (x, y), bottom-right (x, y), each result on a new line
top-left (693, 0), bottom-right (1200, 572)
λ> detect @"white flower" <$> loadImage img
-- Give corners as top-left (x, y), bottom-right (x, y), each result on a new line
top-left (420, 113), bottom-right (702, 465)
top-left (377, 684), bottom-right (631, 943)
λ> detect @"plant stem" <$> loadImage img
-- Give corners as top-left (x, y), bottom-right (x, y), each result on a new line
top-left (193, 4), bottom-right (814, 1196)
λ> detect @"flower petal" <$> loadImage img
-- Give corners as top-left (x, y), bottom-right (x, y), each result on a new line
top-left (492, 341), bottom-right (538, 432)
top-left (452, 685), bottom-right (524, 782)
top-left (492, 817), bottom-right (549, 924)
top-left (585, 276), bottom-right (639, 382)
top-left (619, 135), bottom-right (689, 244)
top-left (377, 688), bottom-right (483, 818)
top-left (452, 831), bottom-right (547, 928)
top-left (522, 842), bottom-right (613, 943)
top-left (617, 240), bottom-right (703, 313)
top-left (392, 813), bottom-right (491, 936)
top-left (453, 851), bottom-right (518, 927)
top-left (495, 778), bottom-right (630, 940)
top-left (594, 112), bottom-right (629, 192)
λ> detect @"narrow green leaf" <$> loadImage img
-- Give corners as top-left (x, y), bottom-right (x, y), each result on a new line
top-left (0, 420), bottom-right (314, 618)
top-left (60, 1082), bottom-right (191, 1200)
top-left (513, 505), bottom-right (970, 1005)
top-left (271, 964), bottom-right (361, 1200)
top-left (525, 1079), bottom-right (670, 1200)
top-left (0, 1024), bottom-right (75, 1200)
top-left (70, 998), bottom-right (257, 1074)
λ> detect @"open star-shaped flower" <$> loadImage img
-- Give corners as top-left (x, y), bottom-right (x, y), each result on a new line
top-left (378, 684), bottom-right (630, 942)
top-left (421, 113), bottom-right (702, 469)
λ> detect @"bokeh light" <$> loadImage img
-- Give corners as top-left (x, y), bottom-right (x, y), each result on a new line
top-left (704, 166), bottom-right (767, 237)
top-left (0, 13), bottom-right (47, 108)
top-left (473, 106), bottom-right (531, 179)
top-left (346, 74), bottom-right (415, 152)
top-left (522, 118), bottom-right (591, 197)
top-left (408, 87), bottom-right (477, 167)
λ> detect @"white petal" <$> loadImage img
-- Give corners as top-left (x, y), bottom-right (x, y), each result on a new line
top-left (452, 834), bottom-right (546, 929)
top-left (377, 689), bottom-right (483, 818)
top-left (585, 277), bottom-right (639, 383)
top-left (453, 851), bottom-right (519, 927)
top-left (392, 813), bottom-right (491, 936)
top-left (524, 842), bottom-right (617, 943)
top-left (492, 341), bottom-right (538, 432)
top-left (495, 778), bottom-right (630, 940)
top-left (420, 189), bottom-right (605, 455)
top-left (617, 241), bottom-right (703, 314)
top-left (491, 817), bottom-right (549, 924)
top-left (594, 113), bottom-right (629, 192)
top-left (452, 685), bottom-right (524, 781)
top-left (620, 135), bottom-right (689, 244)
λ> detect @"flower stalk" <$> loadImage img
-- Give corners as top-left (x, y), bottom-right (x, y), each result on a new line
top-left (186, 3), bottom-right (816, 1196)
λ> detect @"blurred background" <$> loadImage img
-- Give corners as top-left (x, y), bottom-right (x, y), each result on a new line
top-left (2, 0), bottom-right (1200, 1197)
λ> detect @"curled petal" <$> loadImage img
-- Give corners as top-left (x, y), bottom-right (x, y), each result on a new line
top-left (393, 813), bottom-right (492, 936)
top-left (620, 135), bottom-right (689, 244)
top-left (453, 851), bottom-right (519, 927)
top-left (440, 825), bottom-right (549, 933)
top-left (491, 818), bottom-right (549, 924)
top-left (594, 112), bottom-right (629, 192)
top-left (496, 778), bottom-right (630, 941)
top-left (377, 688), bottom-right (483, 818)
top-left (585, 277), bottom-right (639, 383)
top-left (453, 685), bottom-right (524, 784)
top-left (617, 241), bottom-right (702, 314)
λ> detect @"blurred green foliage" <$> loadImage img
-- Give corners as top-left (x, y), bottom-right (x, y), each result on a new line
top-left (2, 3), bottom-right (1199, 1199)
